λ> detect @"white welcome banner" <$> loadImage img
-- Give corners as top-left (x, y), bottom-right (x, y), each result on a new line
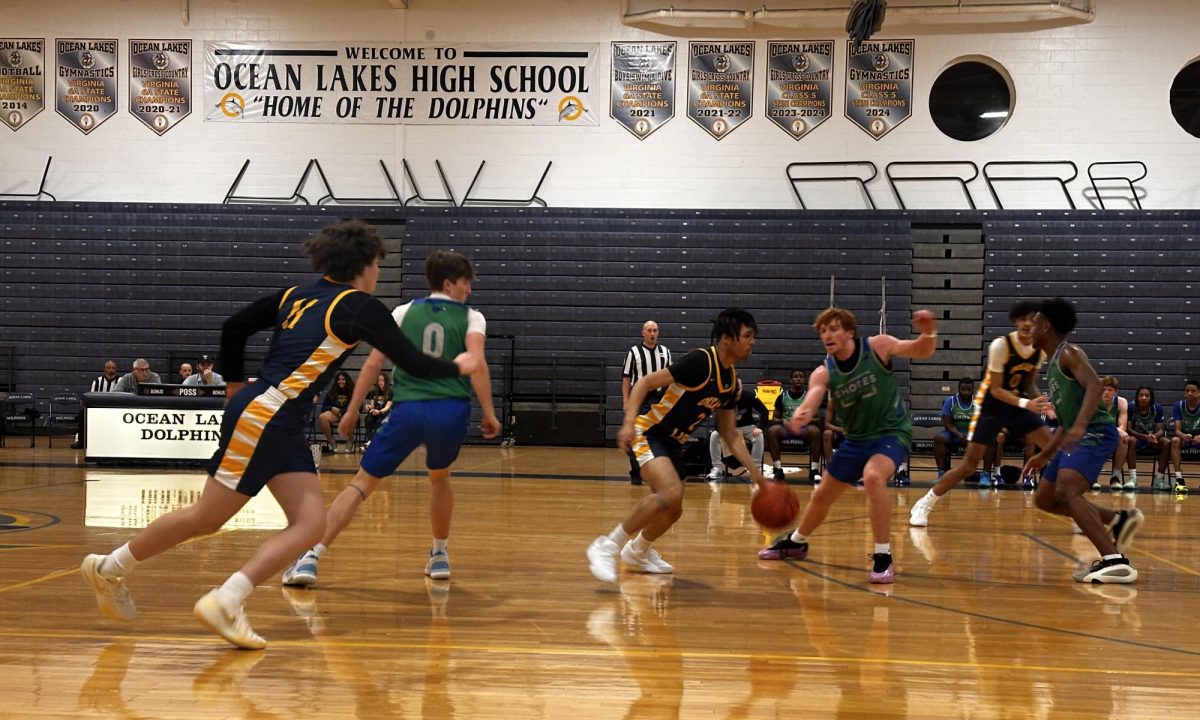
top-left (204, 42), bottom-right (598, 125)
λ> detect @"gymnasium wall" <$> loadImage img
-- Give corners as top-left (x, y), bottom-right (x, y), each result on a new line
top-left (2, 0), bottom-right (1200, 208)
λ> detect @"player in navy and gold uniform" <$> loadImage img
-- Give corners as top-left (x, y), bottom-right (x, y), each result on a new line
top-left (910, 300), bottom-right (1056, 527)
top-left (587, 308), bottom-right (762, 583)
top-left (81, 221), bottom-right (477, 650)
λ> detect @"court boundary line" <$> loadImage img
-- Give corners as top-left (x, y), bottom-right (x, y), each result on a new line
top-left (786, 560), bottom-right (1200, 658)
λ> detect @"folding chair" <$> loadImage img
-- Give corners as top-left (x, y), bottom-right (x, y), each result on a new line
top-left (48, 392), bottom-right (82, 448)
top-left (2, 392), bottom-right (39, 448)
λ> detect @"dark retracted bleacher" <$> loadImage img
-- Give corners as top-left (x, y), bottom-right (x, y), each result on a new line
top-left (982, 211), bottom-right (1197, 395)
top-left (0, 200), bottom-right (406, 401)
top-left (404, 207), bottom-right (914, 440)
top-left (5, 200), bottom-right (1197, 448)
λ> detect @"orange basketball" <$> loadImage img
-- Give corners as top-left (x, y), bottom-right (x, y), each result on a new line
top-left (751, 481), bottom-right (800, 529)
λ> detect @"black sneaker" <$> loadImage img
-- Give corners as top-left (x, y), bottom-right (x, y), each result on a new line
top-left (757, 533), bottom-right (808, 561)
top-left (630, 475), bottom-right (643, 486)
top-left (70, 440), bottom-right (84, 449)
top-left (869, 553), bottom-right (895, 583)
top-left (321, 444), bottom-right (334, 456)
top-left (772, 467), bottom-right (785, 482)
top-left (893, 470), bottom-right (910, 487)
top-left (1110, 509), bottom-right (1144, 553)
top-left (1175, 477), bottom-right (1188, 494)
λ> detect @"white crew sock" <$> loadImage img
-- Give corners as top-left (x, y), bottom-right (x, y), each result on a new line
top-left (101, 542), bottom-right (139, 578)
top-left (216, 571), bottom-right (254, 611)
top-left (607, 525), bottom-right (630, 546)
top-left (874, 543), bottom-right (891, 556)
top-left (432, 538), bottom-right (448, 554)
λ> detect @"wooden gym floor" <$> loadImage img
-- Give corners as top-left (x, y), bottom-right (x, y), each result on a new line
top-left (1, 441), bottom-right (1199, 719)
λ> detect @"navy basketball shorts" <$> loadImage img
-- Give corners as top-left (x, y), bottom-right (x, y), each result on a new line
top-left (205, 383), bottom-right (314, 497)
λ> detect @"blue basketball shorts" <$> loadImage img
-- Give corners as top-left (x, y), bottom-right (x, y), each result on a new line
top-left (360, 398), bottom-right (470, 476)
top-left (825, 435), bottom-right (909, 485)
top-left (1042, 424), bottom-right (1119, 484)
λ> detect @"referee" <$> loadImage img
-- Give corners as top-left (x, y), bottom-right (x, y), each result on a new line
top-left (621, 320), bottom-right (672, 485)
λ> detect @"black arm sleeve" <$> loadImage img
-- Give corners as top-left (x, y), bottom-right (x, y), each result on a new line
top-left (219, 289), bottom-right (286, 382)
top-left (331, 293), bottom-right (459, 379)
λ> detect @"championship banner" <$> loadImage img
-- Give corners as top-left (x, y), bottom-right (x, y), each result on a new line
top-left (766, 41), bottom-right (833, 141)
top-left (203, 42), bottom-right (598, 125)
top-left (0, 38), bottom-right (45, 131)
top-left (129, 39), bottom-right (191, 135)
top-left (610, 41), bottom-right (675, 140)
top-left (845, 39), bottom-right (913, 140)
top-left (687, 41), bottom-right (753, 140)
top-left (56, 38), bottom-right (117, 134)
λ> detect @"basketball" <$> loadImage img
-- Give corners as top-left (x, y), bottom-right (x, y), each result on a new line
top-left (751, 481), bottom-right (800, 529)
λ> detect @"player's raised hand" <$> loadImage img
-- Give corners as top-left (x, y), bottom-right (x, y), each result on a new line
top-left (913, 309), bottom-right (937, 335)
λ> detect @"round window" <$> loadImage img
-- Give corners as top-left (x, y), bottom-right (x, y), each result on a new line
top-left (929, 60), bottom-right (1013, 142)
top-left (1170, 58), bottom-right (1200, 138)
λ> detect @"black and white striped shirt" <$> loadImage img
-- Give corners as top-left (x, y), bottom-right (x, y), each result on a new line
top-left (89, 375), bottom-right (119, 393)
top-left (623, 343), bottom-right (672, 403)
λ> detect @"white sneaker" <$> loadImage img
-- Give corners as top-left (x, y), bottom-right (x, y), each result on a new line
top-left (908, 495), bottom-right (934, 527)
top-left (80, 554), bottom-right (136, 622)
top-left (706, 466), bottom-right (724, 481)
top-left (425, 549), bottom-right (451, 580)
top-left (1124, 471), bottom-right (1138, 491)
top-left (620, 542), bottom-right (674, 574)
top-left (587, 536), bottom-right (620, 583)
top-left (194, 589), bottom-right (267, 650)
top-left (281, 551), bottom-right (319, 587)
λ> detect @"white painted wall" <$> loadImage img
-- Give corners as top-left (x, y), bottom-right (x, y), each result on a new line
top-left (2, 0), bottom-right (1198, 208)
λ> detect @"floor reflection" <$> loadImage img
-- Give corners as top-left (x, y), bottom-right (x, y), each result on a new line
top-left (84, 472), bottom-right (286, 529)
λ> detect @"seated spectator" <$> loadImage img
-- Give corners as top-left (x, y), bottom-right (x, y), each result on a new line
top-left (820, 404), bottom-right (845, 485)
top-left (1126, 385), bottom-right (1168, 491)
top-left (183, 354), bottom-right (225, 386)
top-left (113, 358), bottom-right (161, 394)
top-left (765, 369), bottom-right (822, 482)
top-left (178, 362), bottom-right (193, 383)
top-left (72, 360), bottom-right (122, 448)
top-left (1170, 379), bottom-right (1200, 491)
top-left (934, 377), bottom-right (975, 479)
top-left (362, 372), bottom-right (393, 442)
top-left (1100, 376), bottom-right (1130, 490)
top-left (707, 380), bottom-right (767, 480)
top-left (318, 370), bottom-right (355, 454)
